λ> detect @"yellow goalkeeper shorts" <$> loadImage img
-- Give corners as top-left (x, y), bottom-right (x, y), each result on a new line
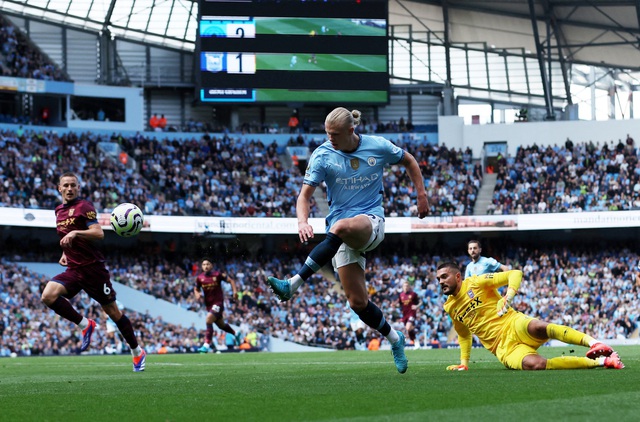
top-left (495, 313), bottom-right (547, 370)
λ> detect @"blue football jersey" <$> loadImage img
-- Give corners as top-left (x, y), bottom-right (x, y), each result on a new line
top-left (304, 134), bottom-right (404, 231)
top-left (464, 256), bottom-right (503, 279)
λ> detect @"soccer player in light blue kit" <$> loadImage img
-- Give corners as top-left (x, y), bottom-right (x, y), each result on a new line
top-left (268, 107), bottom-right (429, 373)
top-left (464, 239), bottom-right (510, 279)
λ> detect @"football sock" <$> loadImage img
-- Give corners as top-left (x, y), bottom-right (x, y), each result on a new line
top-left (78, 317), bottom-right (89, 329)
top-left (545, 323), bottom-right (589, 347)
top-left (290, 274), bottom-right (305, 292)
top-left (220, 322), bottom-right (236, 335)
top-left (545, 356), bottom-right (600, 369)
top-left (115, 314), bottom-right (139, 349)
top-left (354, 300), bottom-right (394, 339)
top-left (586, 337), bottom-right (598, 347)
top-left (298, 233), bottom-right (343, 281)
top-left (49, 296), bottom-right (83, 325)
top-left (131, 346), bottom-right (143, 357)
top-left (206, 324), bottom-right (214, 343)
top-left (386, 329), bottom-right (400, 344)
top-left (409, 329), bottom-right (416, 342)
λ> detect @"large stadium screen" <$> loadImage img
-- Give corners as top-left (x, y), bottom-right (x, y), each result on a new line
top-left (196, 0), bottom-right (389, 105)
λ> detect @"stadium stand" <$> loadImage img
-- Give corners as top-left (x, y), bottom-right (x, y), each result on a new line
top-left (488, 139), bottom-right (640, 214)
top-left (3, 234), bottom-right (639, 357)
top-left (0, 15), bottom-right (68, 82)
top-left (0, 127), bottom-right (481, 218)
top-left (1, 1), bottom-right (639, 361)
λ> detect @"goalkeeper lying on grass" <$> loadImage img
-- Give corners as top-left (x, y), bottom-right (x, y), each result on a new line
top-left (435, 262), bottom-right (624, 371)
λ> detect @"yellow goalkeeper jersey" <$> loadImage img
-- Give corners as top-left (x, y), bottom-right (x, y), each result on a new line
top-left (443, 271), bottom-right (520, 354)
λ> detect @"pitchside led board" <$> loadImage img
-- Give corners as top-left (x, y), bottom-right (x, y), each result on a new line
top-left (196, 0), bottom-right (389, 105)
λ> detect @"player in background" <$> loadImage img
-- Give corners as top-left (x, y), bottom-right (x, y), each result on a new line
top-left (290, 55), bottom-right (297, 68)
top-left (399, 281), bottom-right (421, 348)
top-left (464, 239), bottom-right (510, 278)
top-left (436, 262), bottom-right (624, 371)
top-left (194, 258), bottom-right (241, 352)
top-left (267, 107), bottom-right (429, 374)
top-left (41, 172), bottom-right (146, 371)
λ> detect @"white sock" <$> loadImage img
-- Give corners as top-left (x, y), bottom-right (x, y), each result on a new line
top-left (588, 339), bottom-right (600, 347)
top-left (386, 329), bottom-right (400, 344)
top-left (203, 343), bottom-right (210, 348)
top-left (78, 317), bottom-right (89, 329)
top-left (597, 357), bottom-right (606, 366)
top-left (290, 274), bottom-right (304, 292)
top-left (131, 346), bottom-right (143, 357)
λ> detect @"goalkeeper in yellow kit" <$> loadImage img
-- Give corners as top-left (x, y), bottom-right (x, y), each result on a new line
top-left (436, 262), bottom-right (624, 370)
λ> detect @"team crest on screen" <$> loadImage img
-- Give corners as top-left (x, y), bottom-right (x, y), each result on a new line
top-left (350, 158), bottom-right (359, 170)
top-left (467, 290), bottom-right (474, 299)
top-left (69, 208), bottom-right (75, 216)
top-left (367, 157), bottom-right (377, 166)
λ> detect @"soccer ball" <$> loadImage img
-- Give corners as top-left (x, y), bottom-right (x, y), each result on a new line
top-left (110, 203), bottom-right (144, 237)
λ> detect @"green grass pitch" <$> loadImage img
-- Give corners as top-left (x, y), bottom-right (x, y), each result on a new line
top-left (255, 88), bottom-right (388, 103)
top-left (1, 346), bottom-right (638, 421)
top-left (257, 53), bottom-right (386, 72)
top-left (257, 18), bottom-right (386, 37)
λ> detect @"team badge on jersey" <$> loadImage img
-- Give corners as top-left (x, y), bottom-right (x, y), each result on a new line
top-left (467, 290), bottom-right (475, 299)
top-left (367, 157), bottom-right (377, 166)
top-left (350, 158), bottom-right (359, 170)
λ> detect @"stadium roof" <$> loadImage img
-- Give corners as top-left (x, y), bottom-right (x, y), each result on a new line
top-left (1, 0), bottom-right (638, 72)
top-left (405, 0), bottom-right (640, 71)
top-left (1, 0), bottom-right (638, 104)
top-left (0, 0), bottom-right (199, 50)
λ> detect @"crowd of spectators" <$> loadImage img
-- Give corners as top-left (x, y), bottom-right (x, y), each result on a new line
top-left (0, 128), bottom-right (316, 218)
top-left (118, 133), bottom-right (310, 217)
top-left (2, 237), bottom-right (639, 357)
top-left (384, 142), bottom-right (481, 216)
top-left (0, 127), bottom-right (478, 218)
top-left (0, 260), bottom-right (265, 357)
top-left (0, 16), bottom-right (68, 81)
top-left (488, 135), bottom-right (640, 214)
top-left (0, 129), bottom-right (152, 212)
top-left (3, 125), bottom-right (640, 219)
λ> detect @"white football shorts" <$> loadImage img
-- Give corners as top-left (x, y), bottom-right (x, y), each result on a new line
top-left (333, 214), bottom-right (385, 270)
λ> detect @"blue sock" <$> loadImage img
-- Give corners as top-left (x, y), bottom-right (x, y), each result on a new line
top-left (298, 233), bottom-right (342, 280)
top-left (354, 300), bottom-right (391, 336)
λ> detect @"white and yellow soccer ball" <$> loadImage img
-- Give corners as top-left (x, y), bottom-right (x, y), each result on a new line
top-left (110, 203), bottom-right (144, 237)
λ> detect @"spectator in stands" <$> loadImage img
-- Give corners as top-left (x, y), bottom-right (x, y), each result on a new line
top-left (149, 114), bottom-right (159, 131)
top-left (158, 114), bottom-right (167, 131)
top-left (288, 111), bottom-right (299, 133)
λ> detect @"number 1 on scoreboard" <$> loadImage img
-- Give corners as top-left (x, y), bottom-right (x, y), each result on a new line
top-left (227, 53), bottom-right (256, 74)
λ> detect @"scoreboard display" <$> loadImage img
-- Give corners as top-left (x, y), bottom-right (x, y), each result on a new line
top-left (196, 0), bottom-right (389, 104)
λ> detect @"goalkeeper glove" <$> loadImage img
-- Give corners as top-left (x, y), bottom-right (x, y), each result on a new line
top-left (446, 364), bottom-right (469, 371)
top-left (497, 287), bottom-right (517, 317)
